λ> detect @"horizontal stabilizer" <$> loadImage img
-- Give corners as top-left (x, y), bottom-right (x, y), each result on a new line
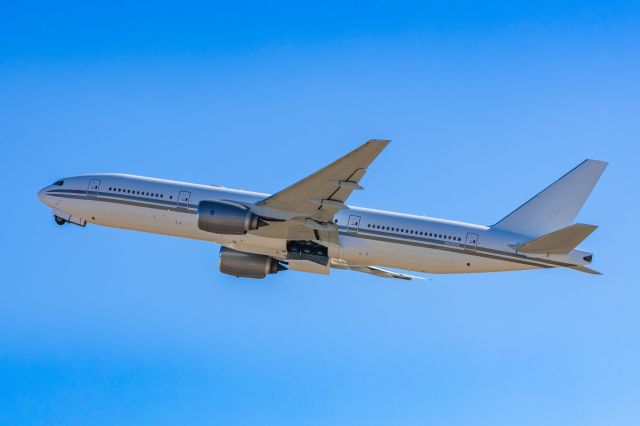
top-left (512, 223), bottom-right (597, 254)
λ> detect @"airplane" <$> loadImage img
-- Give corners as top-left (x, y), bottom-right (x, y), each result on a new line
top-left (37, 140), bottom-right (607, 280)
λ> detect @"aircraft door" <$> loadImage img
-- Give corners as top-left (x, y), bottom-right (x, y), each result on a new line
top-left (177, 191), bottom-right (191, 209)
top-left (465, 233), bottom-right (479, 251)
top-left (87, 179), bottom-right (101, 197)
top-left (347, 215), bottom-right (362, 233)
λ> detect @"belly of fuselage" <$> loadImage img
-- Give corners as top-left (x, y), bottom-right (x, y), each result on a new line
top-left (336, 234), bottom-right (536, 274)
top-left (56, 196), bottom-right (538, 275)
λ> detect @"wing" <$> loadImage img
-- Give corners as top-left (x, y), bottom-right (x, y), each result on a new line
top-left (565, 265), bottom-right (603, 275)
top-left (252, 140), bottom-right (389, 244)
top-left (331, 260), bottom-right (425, 281)
top-left (257, 139), bottom-right (389, 221)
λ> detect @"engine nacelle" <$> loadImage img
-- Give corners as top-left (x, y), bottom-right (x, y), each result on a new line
top-left (197, 200), bottom-right (267, 235)
top-left (219, 247), bottom-right (287, 279)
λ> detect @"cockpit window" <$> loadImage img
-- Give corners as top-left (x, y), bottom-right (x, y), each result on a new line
top-left (52, 180), bottom-right (64, 186)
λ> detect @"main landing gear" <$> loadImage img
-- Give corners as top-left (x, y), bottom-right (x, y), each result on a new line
top-left (54, 215), bottom-right (67, 225)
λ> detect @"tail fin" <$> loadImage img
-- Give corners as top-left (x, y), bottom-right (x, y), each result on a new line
top-left (493, 159), bottom-right (608, 237)
top-left (511, 223), bottom-right (597, 254)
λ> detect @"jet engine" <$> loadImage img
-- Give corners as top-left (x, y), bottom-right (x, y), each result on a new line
top-left (219, 247), bottom-right (287, 279)
top-left (197, 200), bottom-right (269, 235)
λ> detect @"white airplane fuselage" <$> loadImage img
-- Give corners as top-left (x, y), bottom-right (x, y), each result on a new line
top-left (37, 174), bottom-right (593, 275)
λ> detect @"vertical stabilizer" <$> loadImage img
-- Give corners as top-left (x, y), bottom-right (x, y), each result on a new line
top-left (493, 160), bottom-right (608, 237)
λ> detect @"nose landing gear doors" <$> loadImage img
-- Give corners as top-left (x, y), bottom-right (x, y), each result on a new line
top-left (87, 179), bottom-right (101, 197)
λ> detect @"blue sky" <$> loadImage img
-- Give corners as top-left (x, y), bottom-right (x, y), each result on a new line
top-left (1, 1), bottom-right (639, 424)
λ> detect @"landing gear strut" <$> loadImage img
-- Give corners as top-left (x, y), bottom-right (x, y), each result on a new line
top-left (54, 215), bottom-right (67, 225)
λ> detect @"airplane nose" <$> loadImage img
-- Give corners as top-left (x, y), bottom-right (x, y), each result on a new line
top-left (37, 187), bottom-right (48, 204)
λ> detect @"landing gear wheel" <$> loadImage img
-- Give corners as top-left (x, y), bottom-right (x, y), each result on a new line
top-left (54, 215), bottom-right (67, 225)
